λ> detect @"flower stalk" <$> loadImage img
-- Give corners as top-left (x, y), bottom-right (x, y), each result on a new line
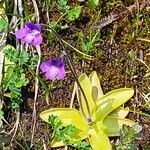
top-left (46, 26), bottom-right (92, 121)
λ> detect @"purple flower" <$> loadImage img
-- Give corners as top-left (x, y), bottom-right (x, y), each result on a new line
top-left (40, 58), bottom-right (66, 80)
top-left (15, 22), bottom-right (43, 46)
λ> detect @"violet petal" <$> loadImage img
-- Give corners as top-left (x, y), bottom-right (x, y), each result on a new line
top-left (25, 22), bottom-right (41, 31)
top-left (34, 24), bottom-right (42, 32)
top-left (45, 66), bottom-right (59, 80)
top-left (25, 22), bottom-right (36, 30)
top-left (40, 58), bottom-right (66, 80)
top-left (32, 34), bottom-right (43, 46)
top-left (51, 58), bottom-right (64, 67)
top-left (56, 66), bottom-right (66, 79)
top-left (21, 33), bottom-right (34, 44)
top-left (40, 60), bottom-right (51, 73)
top-left (15, 28), bottom-right (31, 39)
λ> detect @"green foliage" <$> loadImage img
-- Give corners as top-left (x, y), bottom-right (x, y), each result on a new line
top-left (87, 0), bottom-right (99, 9)
top-left (3, 45), bottom-right (38, 108)
top-left (3, 66), bottom-right (28, 108)
top-left (57, 0), bottom-right (81, 21)
top-left (4, 45), bottom-right (38, 69)
top-left (67, 6), bottom-right (82, 21)
top-left (0, 17), bottom-right (8, 32)
top-left (73, 141), bottom-right (92, 150)
top-left (82, 39), bottom-right (96, 53)
top-left (145, 145), bottom-right (150, 150)
top-left (40, 71), bottom-right (135, 150)
top-left (115, 124), bottom-right (142, 150)
top-left (76, 31), bottom-right (100, 55)
top-left (4, 47), bottom-right (29, 64)
top-left (58, 0), bottom-right (70, 12)
top-left (48, 115), bottom-right (75, 142)
top-left (48, 115), bottom-right (92, 150)
top-left (0, 110), bottom-right (4, 118)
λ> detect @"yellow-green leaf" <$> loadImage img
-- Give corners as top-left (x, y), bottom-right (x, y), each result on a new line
top-left (96, 88), bottom-right (134, 121)
top-left (103, 116), bottom-right (135, 137)
top-left (40, 108), bottom-right (89, 130)
top-left (88, 125), bottom-right (112, 150)
top-left (78, 73), bottom-right (96, 118)
top-left (89, 71), bottom-right (103, 101)
top-left (40, 108), bottom-right (89, 147)
top-left (108, 107), bottom-right (129, 118)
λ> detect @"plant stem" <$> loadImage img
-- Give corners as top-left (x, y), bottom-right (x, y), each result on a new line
top-left (55, 11), bottom-right (68, 24)
top-left (47, 26), bottom-right (92, 121)
top-left (28, 67), bottom-right (50, 104)
top-left (129, 110), bottom-right (150, 117)
top-left (61, 39), bottom-right (93, 60)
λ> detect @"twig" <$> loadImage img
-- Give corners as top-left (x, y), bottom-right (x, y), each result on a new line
top-left (17, 0), bottom-right (24, 51)
top-left (137, 38), bottom-right (150, 43)
top-left (42, 138), bottom-right (47, 150)
top-left (9, 0), bottom-right (23, 145)
top-left (10, 108), bottom-right (20, 146)
top-left (9, 0), bottom-right (18, 28)
top-left (30, 46), bottom-right (41, 148)
top-left (46, 8), bottom-right (50, 23)
top-left (30, 0), bottom-right (41, 148)
top-left (0, 5), bottom-right (8, 135)
top-left (129, 109), bottom-right (150, 117)
top-left (70, 82), bottom-right (77, 108)
top-left (32, 0), bottom-right (40, 23)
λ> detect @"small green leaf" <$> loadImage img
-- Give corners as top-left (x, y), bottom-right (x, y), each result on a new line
top-left (0, 17), bottom-right (8, 32)
top-left (67, 6), bottom-right (81, 21)
top-left (5, 66), bottom-right (14, 79)
top-left (58, 0), bottom-right (70, 12)
top-left (88, 125), bottom-right (112, 150)
top-left (96, 88), bottom-right (134, 121)
top-left (87, 0), bottom-right (99, 9)
top-left (19, 51), bottom-right (29, 63)
top-left (15, 73), bottom-right (29, 88)
top-left (82, 40), bottom-right (93, 53)
top-left (4, 45), bottom-right (18, 64)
